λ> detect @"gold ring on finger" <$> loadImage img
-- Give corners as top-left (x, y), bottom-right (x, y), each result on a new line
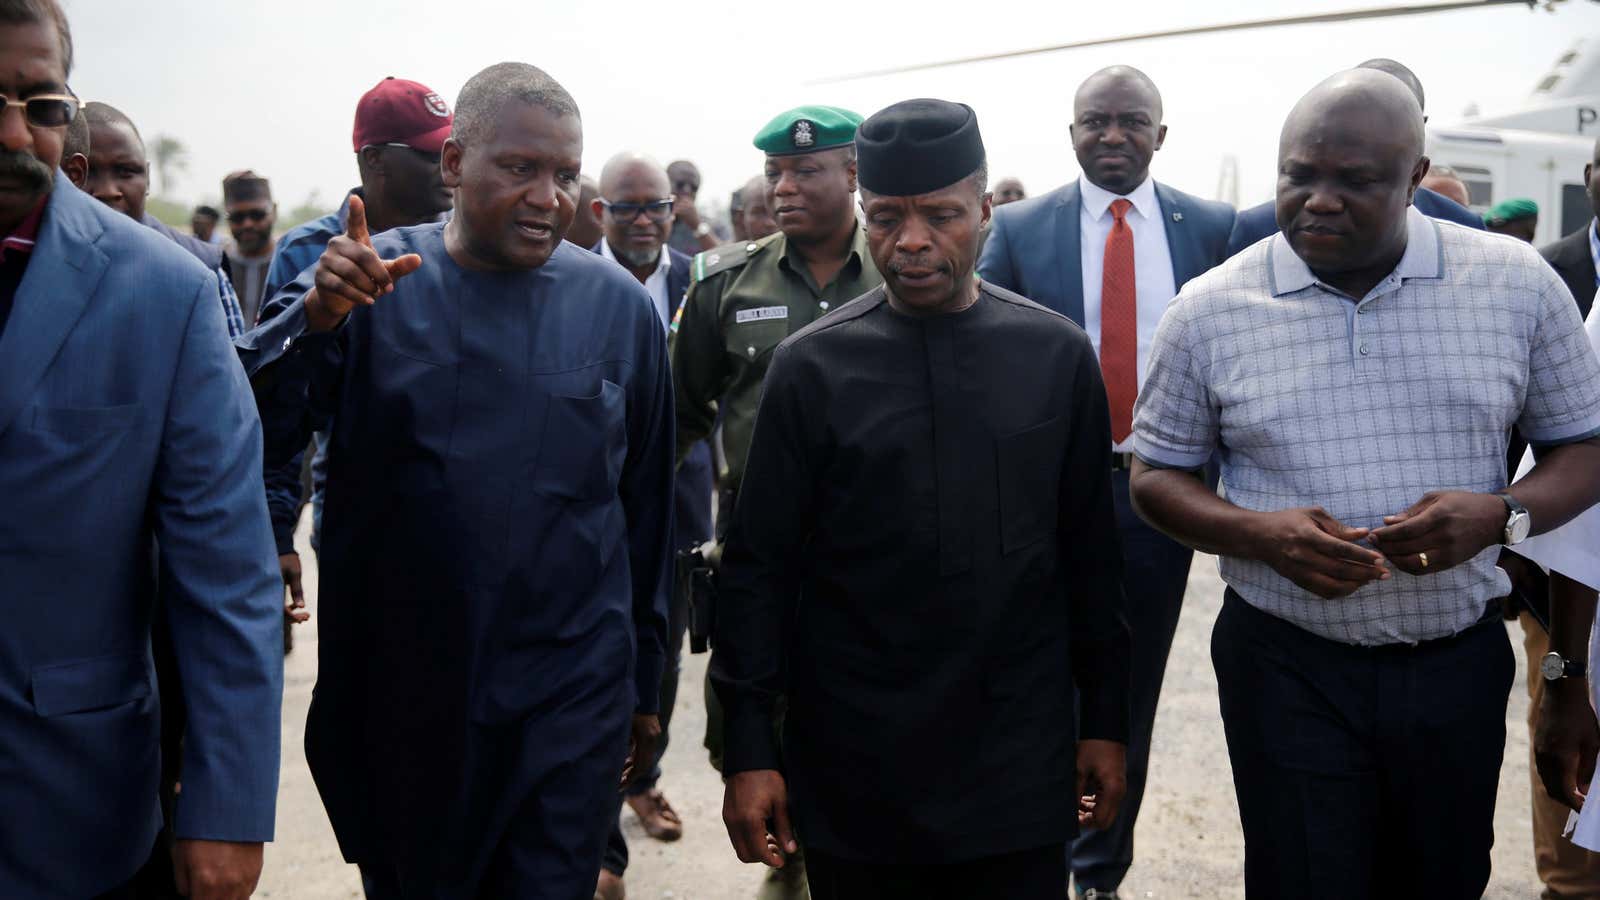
top-left (1418, 551), bottom-right (1429, 569)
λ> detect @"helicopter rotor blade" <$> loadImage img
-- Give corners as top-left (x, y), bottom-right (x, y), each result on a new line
top-left (811, 0), bottom-right (1542, 84)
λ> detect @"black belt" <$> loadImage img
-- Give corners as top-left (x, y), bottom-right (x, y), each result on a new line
top-left (1110, 452), bottom-right (1134, 471)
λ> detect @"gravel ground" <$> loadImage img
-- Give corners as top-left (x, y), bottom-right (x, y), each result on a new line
top-left (257, 516), bottom-right (1545, 898)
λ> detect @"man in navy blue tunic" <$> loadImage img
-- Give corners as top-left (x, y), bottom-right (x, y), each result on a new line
top-left (238, 62), bottom-right (674, 899)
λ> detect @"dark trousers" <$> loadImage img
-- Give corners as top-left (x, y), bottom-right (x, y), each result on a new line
top-left (806, 844), bottom-right (1064, 899)
top-left (1212, 590), bottom-right (1513, 900)
top-left (1069, 468), bottom-right (1193, 890)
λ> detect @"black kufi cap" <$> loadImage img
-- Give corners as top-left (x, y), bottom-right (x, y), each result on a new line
top-left (856, 98), bottom-right (985, 197)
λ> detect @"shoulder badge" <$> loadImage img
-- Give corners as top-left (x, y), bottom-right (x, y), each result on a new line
top-left (691, 236), bottom-right (771, 283)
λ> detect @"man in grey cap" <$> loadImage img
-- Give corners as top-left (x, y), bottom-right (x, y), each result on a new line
top-left (714, 97), bottom-right (1130, 899)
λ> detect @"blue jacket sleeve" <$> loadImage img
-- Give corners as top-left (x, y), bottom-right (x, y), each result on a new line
top-left (621, 305), bottom-right (675, 716)
top-left (263, 445), bottom-right (306, 556)
top-left (152, 273), bottom-right (284, 841)
top-left (977, 208), bottom-right (1018, 292)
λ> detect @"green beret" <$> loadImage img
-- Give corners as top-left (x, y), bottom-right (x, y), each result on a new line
top-left (1484, 198), bottom-right (1537, 226)
top-left (753, 105), bottom-right (863, 157)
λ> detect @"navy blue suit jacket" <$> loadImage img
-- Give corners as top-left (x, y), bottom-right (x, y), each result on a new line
top-left (0, 181), bottom-right (282, 898)
top-left (591, 241), bottom-right (715, 548)
top-left (978, 180), bottom-right (1238, 326)
top-left (1225, 185), bottom-right (1483, 257)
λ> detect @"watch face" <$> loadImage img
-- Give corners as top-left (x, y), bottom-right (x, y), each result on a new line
top-left (1542, 652), bottom-right (1566, 681)
top-left (1509, 511), bottom-right (1532, 545)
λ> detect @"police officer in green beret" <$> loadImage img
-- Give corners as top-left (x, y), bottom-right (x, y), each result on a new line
top-left (670, 104), bottom-right (880, 900)
top-left (1484, 197), bottom-right (1538, 243)
top-left (673, 105), bottom-right (881, 500)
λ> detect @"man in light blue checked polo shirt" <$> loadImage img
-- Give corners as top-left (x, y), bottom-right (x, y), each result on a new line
top-left (1129, 69), bottom-right (1600, 899)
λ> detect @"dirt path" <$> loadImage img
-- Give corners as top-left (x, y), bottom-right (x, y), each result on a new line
top-left (255, 520), bottom-right (1544, 898)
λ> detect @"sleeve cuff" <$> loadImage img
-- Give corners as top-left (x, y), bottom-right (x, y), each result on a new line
top-left (722, 707), bottom-right (784, 775)
top-left (1527, 420), bottom-right (1600, 449)
top-left (1132, 434), bottom-right (1212, 471)
top-left (633, 647), bottom-right (664, 716)
top-left (1076, 675), bottom-right (1131, 745)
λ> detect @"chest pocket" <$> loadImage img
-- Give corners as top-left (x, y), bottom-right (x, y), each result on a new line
top-left (725, 305), bottom-right (791, 363)
top-left (995, 416), bottom-right (1066, 554)
top-left (534, 379), bottom-right (627, 502)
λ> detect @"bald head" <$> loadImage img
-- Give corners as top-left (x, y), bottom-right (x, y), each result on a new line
top-left (1358, 57), bottom-right (1424, 112)
top-left (1071, 65), bottom-right (1166, 194)
top-left (1276, 68), bottom-right (1429, 294)
top-left (1281, 68), bottom-right (1425, 163)
top-left (1075, 65), bottom-right (1162, 122)
top-left (451, 62), bottom-right (578, 148)
top-left (599, 151), bottom-right (669, 200)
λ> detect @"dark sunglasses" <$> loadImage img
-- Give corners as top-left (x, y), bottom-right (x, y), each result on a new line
top-left (1, 91), bottom-right (78, 128)
top-left (603, 198), bottom-right (675, 223)
top-left (227, 209), bottom-right (271, 225)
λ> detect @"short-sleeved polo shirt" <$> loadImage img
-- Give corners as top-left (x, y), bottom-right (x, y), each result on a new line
top-left (1133, 207), bottom-right (1600, 645)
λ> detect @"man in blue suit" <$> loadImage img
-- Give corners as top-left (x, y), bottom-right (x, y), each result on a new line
top-left (0, 3), bottom-right (284, 899)
top-left (1225, 58), bottom-right (1482, 257)
top-left (978, 65), bottom-right (1235, 899)
top-left (587, 150), bottom-right (712, 899)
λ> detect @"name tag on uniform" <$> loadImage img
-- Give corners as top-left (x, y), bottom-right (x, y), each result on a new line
top-left (735, 306), bottom-right (789, 324)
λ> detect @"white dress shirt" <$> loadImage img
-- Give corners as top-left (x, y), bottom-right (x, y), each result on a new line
top-left (1078, 174), bottom-right (1178, 452)
top-left (601, 238), bottom-right (675, 328)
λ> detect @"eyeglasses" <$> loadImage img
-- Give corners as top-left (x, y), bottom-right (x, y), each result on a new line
top-left (602, 199), bottom-right (675, 223)
top-left (0, 91), bottom-right (78, 128)
top-left (227, 209), bottom-right (271, 225)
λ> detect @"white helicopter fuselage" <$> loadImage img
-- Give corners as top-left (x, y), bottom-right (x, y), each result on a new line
top-left (1426, 38), bottom-right (1597, 246)
top-left (1426, 126), bottom-right (1593, 245)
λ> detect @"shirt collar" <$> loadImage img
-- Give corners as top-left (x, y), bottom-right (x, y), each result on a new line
top-left (1269, 205), bottom-right (1442, 298)
top-left (1, 194), bottom-right (48, 261)
top-left (1078, 173), bottom-right (1158, 222)
top-left (600, 237), bottom-right (672, 280)
top-left (779, 220), bottom-right (869, 274)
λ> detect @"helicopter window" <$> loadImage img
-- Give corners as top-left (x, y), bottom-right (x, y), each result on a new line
top-left (1449, 165), bottom-right (1495, 209)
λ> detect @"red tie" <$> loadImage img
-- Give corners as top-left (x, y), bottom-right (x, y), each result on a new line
top-left (1101, 198), bottom-right (1137, 444)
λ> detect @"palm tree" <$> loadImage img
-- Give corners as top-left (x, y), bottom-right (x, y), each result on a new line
top-left (149, 135), bottom-right (188, 196)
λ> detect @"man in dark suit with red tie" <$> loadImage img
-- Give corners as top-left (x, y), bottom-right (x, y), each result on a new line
top-left (978, 65), bottom-right (1236, 900)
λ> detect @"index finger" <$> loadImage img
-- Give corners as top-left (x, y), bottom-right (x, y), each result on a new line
top-left (1301, 526), bottom-right (1387, 566)
top-left (1369, 506), bottom-right (1443, 546)
top-left (346, 193), bottom-right (371, 247)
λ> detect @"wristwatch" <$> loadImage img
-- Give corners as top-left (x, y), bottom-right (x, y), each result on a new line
top-left (1498, 492), bottom-right (1531, 545)
top-left (1541, 651), bottom-right (1587, 682)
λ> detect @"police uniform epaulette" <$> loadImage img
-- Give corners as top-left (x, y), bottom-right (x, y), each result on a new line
top-left (691, 233), bottom-right (779, 283)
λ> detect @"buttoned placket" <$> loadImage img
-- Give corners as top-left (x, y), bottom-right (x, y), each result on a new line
top-left (1323, 271), bottom-right (1405, 368)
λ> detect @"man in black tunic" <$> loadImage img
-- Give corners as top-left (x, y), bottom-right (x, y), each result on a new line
top-left (713, 98), bottom-right (1132, 898)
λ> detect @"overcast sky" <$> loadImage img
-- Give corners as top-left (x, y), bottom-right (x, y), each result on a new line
top-left (64, 0), bottom-right (1600, 219)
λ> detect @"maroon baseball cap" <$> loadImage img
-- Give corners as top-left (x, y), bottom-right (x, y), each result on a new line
top-left (352, 77), bottom-right (454, 154)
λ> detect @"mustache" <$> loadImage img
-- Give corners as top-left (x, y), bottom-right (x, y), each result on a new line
top-left (888, 257), bottom-right (948, 275)
top-left (0, 149), bottom-right (52, 192)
